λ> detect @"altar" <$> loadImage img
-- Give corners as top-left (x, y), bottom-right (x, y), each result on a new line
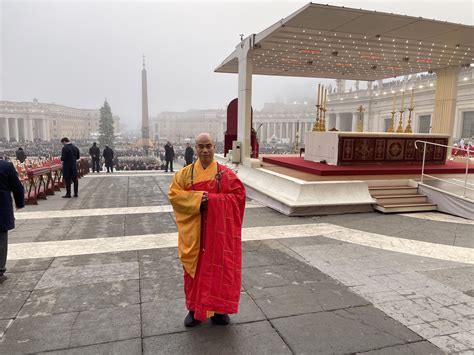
top-left (304, 132), bottom-right (449, 166)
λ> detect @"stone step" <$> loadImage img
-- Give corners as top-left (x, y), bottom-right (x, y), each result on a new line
top-left (374, 202), bottom-right (437, 214)
top-left (372, 194), bottom-right (429, 204)
top-left (369, 186), bottom-right (418, 196)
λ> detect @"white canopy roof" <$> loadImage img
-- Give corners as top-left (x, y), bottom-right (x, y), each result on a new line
top-left (215, 3), bottom-right (474, 80)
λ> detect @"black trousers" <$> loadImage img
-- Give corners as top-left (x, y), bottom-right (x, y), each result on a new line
top-left (165, 160), bottom-right (173, 172)
top-left (0, 231), bottom-right (7, 275)
top-left (92, 158), bottom-right (100, 172)
top-left (65, 176), bottom-right (79, 196)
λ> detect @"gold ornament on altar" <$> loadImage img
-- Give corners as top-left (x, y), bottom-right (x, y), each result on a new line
top-left (387, 93), bottom-right (396, 132)
top-left (396, 90), bottom-right (405, 133)
top-left (404, 88), bottom-right (414, 133)
top-left (356, 105), bottom-right (365, 132)
top-left (313, 84), bottom-right (328, 132)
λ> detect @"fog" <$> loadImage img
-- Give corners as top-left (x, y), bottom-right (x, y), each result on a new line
top-left (1, 0), bottom-right (473, 131)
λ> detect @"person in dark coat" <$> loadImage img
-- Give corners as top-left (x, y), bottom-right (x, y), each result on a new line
top-left (184, 143), bottom-right (194, 166)
top-left (0, 159), bottom-right (25, 283)
top-left (60, 137), bottom-right (80, 198)
top-left (164, 141), bottom-right (174, 172)
top-left (89, 142), bottom-right (101, 173)
top-left (15, 147), bottom-right (26, 163)
top-left (103, 145), bottom-right (114, 173)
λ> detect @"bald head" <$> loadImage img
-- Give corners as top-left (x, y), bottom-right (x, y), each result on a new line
top-left (195, 132), bottom-right (214, 145)
top-left (195, 132), bottom-right (215, 168)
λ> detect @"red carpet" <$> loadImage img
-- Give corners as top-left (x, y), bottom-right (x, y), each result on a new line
top-left (262, 156), bottom-right (474, 176)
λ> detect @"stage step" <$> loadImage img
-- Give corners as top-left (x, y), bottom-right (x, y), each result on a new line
top-left (374, 203), bottom-right (438, 213)
top-left (371, 194), bottom-right (429, 205)
top-left (370, 185), bottom-right (437, 214)
top-left (369, 186), bottom-right (418, 196)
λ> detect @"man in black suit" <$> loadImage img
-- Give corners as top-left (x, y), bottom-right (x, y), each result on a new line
top-left (184, 143), bottom-right (194, 166)
top-left (60, 137), bottom-right (80, 198)
top-left (0, 158), bottom-right (25, 283)
top-left (164, 141), bottom-right (174, 172)
top-left (103, 145), bottom-right (114, 173)
top-left (89, 142), bottom-right (101, 173)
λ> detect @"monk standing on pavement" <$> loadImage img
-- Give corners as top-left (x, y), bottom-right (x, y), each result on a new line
top-left (168, 132), bottom-right (246, 327)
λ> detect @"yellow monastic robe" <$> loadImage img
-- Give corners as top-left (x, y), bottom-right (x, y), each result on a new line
top-left (168, 159), bottom-right (218, 278)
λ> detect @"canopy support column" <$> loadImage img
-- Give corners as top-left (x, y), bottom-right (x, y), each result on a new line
top-left (432, 65), bottom-right (460, 143)
top-left (237, 35), bottom-right (254, 166)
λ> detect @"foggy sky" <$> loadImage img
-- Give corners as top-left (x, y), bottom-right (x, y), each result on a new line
top-left (1, 0), bottom-right (473, 131)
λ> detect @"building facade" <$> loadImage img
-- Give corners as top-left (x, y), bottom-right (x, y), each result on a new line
top-left (0, 99), bottom-right (120, 142)
top-left (152, 68), bottom-right (474, 146)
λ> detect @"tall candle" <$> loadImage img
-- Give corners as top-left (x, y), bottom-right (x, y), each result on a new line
top-left (323, 87), bottom-right (327, 109)
top-left (409, 88), bottom-right (414, 108)
top-left (400, 91), bottom-right (405, 110)
top-left (392, 93), bottom-right (396, 112)
top-left (317, 84), bottom-right (321, 106)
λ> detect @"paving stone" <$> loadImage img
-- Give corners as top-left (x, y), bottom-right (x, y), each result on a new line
top-left (0, 305), bottom-right (141, 353)
top-left (18, 280), bottom-right (140, 317)
top-left (421, 266), bottom-right (474, 293)
top-left (243, 262), bottom-right (331, 290)
top-left (0, 271), bottom-right (44, 292)
top-left (139, 256), bottom-right (182, 279)
top-left (0, 291), bottom-right (30, 319)
top-left (38, 338), bottom-right (142, 355)
top-left (248, 283), bottom-right (324, 318)
top-left (140, 274), bottom-right (184, 302)
top-left (357, 341), bottom-right (443, 354)
top-left (272, 305), bottom-right (422, 354)
top-left (0, 319), bottom-right (12, 338)
top-left (5, 257), bottom-right (53, 272)
top-left (309, 281), bottom-right (371, 311)
top-left (50, 251), bottom-right (137, 268)
top-left (242, 246), bottom-right (297, 268)
top-left (429, 334), bottom-right (471, 353)
top-left (138, 246), bottom-right (176, 261)
top-left (36, 262), bottom-right (139, 289)
top-left (125, 213), bottom-right (177, 235)
top-left (143, 320), bottom-right (291, 354)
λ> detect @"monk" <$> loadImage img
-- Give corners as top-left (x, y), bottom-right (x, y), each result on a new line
top-left (168, 133), bottom-right (246, 327)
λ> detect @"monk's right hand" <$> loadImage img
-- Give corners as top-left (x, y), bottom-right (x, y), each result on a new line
top-left (201, 192), bottom-right (208, 204)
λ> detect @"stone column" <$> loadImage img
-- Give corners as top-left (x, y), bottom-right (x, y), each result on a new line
top-left (352, 113), bottom-right (358, 132)
top-left (432, 65), bottom-right (461, 143)
top-left (42, 119), bottom-right (49, 140)
top-left (28, 119), bottom-right (34, 141)
top-left (13, 118), bottom-right (19, 141)
top-left (335, 113), bottom-right (341, 130)
top-left (237, 36), bottom-right (254, 165)
top-left (4, 118), bottom-right (10, 141)
top-left (23, 119), bottom-right (30, 141)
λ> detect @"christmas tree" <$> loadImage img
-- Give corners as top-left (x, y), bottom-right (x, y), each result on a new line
top-left (98, 99), bottom-right (115, 148)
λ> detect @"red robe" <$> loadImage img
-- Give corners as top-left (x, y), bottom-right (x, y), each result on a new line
top-left (169, 161), bottom-right (246, 321)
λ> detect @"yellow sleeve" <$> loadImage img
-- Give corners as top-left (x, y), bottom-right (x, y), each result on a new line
top-left (168, 168), bottom-right (203, 278)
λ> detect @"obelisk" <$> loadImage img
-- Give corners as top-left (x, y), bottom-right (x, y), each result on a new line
top-left (141, 55), bottom-right (150, 155)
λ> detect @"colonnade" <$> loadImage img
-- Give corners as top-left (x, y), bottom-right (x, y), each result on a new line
top-left (0, 117), bottom-right (50, 141)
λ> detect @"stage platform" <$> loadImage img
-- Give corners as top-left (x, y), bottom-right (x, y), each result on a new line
top-left (262, 156), bottom-right (474, 177)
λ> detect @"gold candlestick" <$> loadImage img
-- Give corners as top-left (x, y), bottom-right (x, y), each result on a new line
top-left (404, 107), bottom-right (414, 133)
top-left (321, 88), bottom-right (327, 131)
top-left (396, 109), bottom-right (405, 133)
top-left (321, 106), bottom-right (327, 131)
top-left (387, 111), bottom-right (396, 132)
top-left (356, 105), bottom-right (365, 132)
top-left (313, 104), bottom-right (320, 131)
top-left (313, 84), bottom-right (321, 131)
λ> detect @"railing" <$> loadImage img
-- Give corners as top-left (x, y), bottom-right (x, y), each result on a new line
top-left (415, 140), bottom-right (473, 198)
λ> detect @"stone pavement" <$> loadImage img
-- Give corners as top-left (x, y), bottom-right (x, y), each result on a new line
top-left (1, 171), bottom-right (473, 354)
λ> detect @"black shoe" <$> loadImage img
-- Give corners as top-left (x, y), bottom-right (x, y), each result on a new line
top-left (62, 195), bottom-right (71, 198)
top-left (0, 275), bottom-right (8, 284)
top-left (211, 313), bottom-right (230, 325)
top-left (73, 194), bottom-right (78, 198)
top-left (184, 311), bottom-right (200, 327)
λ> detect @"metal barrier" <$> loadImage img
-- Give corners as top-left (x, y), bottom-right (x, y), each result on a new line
top-left (415, 140), bottom-right (473, 198)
